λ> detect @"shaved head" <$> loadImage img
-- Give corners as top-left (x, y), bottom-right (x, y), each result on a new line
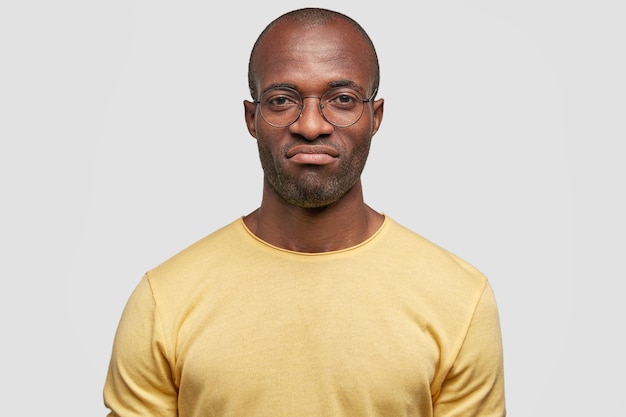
top-left (247, 8), bottom-right (380, 100)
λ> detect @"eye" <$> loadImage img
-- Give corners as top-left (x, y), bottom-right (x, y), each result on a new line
top-left (337, 94), bottom-right (356, 104)
top-left (268, 96), bottom-right (291, 106)
top-left (262, 89), bottom-right (300, 110)
top-left (325, 90), bottom-right (360, 109)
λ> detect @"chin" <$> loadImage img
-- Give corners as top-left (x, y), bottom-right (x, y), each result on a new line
top-left (291, 199), bottom-right (337, 209)
top-left (283, 190), bottom-right (345, 209)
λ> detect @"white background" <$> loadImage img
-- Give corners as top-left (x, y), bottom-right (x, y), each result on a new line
top-left (1, 0), bottom-right (624, 415)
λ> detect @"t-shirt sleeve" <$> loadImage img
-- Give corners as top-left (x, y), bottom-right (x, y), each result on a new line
top-left (103, 275), bottom-right (178, 417)
top-left (433, 282), bottom-right (506, 417)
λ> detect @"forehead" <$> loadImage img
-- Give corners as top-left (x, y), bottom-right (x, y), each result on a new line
top-left (253, 19), bottom-right (375, 94)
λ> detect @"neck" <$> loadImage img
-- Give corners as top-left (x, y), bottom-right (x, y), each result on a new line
top-left (243, 180), bottom-right (384, 253)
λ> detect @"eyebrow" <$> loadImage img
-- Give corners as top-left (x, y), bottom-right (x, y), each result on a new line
top-left (328, 79), bottom-right (362, 91)
top-left (260, 83), bottom-right (298, 96)
top-left (260, 80), bottom-right (364, 96)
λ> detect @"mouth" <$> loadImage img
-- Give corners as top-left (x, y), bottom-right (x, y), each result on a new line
top-left (286, 145), bottom-right (340, 165)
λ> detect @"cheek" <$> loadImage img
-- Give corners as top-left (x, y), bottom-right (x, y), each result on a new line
top-left (256, 139), bottom-right (272, 162)
top-left (345, 128), bottom-right (373, 154)
top-left (256, 137), bottom-right (286, 169)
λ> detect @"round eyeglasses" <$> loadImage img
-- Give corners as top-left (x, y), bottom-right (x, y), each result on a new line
top-left (255, 87), bottom-right (377, 128)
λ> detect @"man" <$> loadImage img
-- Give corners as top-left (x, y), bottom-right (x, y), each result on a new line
top-left (104, 7), bottom-right (506, 417)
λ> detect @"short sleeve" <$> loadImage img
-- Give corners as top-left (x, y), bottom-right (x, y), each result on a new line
top-left (103, 275), bottom-right (178, 417)
top-left (433, 283), bottom-right (506, 417)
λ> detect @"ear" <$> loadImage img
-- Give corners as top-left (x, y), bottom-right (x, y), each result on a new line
top-left (243, 100), bottom-right (258, 139)
top-left (371, 98), bottom-right (384, 136)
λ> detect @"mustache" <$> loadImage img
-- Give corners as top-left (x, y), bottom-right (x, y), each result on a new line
top-left (282, 139), bottom-right (341, 155)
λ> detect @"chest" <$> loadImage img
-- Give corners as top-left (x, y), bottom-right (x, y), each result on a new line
top-left (172, 274), bottom-right (440, 416)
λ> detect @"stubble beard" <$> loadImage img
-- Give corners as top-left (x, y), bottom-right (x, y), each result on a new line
top-left (258, 141), bottom-right (371, 209)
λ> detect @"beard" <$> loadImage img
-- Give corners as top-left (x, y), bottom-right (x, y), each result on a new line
top-left (257, 139), bottom-right (371, 208)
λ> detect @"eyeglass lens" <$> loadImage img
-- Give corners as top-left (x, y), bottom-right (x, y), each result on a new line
top-left (258, 87), bottom-right (367, 128)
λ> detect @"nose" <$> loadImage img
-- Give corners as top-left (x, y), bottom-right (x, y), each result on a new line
top-left (288, 96), bottom-right (334, 140)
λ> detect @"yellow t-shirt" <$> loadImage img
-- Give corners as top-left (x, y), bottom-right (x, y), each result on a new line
top-left (104, 216), bottom-right (505, 416)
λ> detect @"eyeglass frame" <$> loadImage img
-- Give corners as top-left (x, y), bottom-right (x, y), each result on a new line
top-left (253, 86), bottom-right (378, 128)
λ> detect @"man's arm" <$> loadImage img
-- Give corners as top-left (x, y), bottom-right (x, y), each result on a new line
top-left (433, 283), bottom-right (506, 417)
top-left (104, 276), bottom-right (178, 417)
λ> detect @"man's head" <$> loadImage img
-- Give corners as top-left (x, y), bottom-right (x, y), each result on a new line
top-left (248, 8), bottom-right (380, 101)
top-left (243, 8), bottom-right (384, 209)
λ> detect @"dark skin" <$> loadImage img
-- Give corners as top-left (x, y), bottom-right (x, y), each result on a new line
top-left (243, 18), bottom-right (385, 253)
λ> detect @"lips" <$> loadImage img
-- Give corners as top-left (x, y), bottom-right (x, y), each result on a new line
top-left (286, 145), bottom-right (340, 158)
top-left (286, 144), bottom-right (340, 165)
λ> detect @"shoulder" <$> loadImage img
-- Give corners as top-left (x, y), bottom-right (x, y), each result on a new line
top-left (379, 217), bottom-right (487, 289)
top-left (143, 218), bottom-right (248, 292)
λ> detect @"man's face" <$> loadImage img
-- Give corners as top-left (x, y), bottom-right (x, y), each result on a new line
top-left (244, 19), bottom-right (384, 208)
